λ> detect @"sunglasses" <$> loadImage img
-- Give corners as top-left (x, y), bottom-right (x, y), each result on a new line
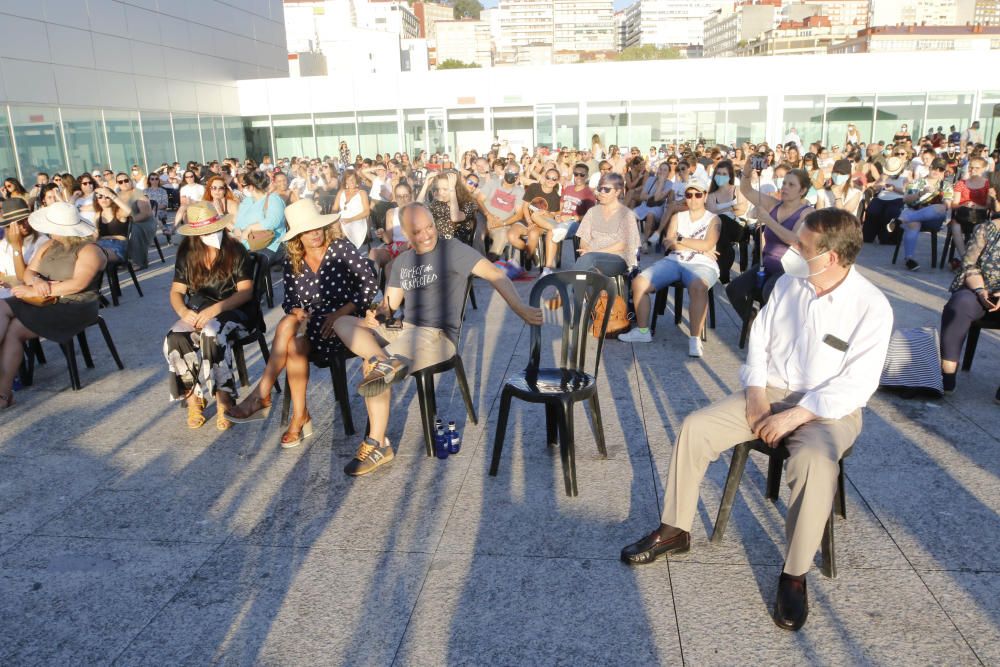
top-left (573, 171), bottom-right (587, 177)
top-left (685, 191), bottom-right (705, 199)
top-left (80, 181), bottom-right (93, 186)
top-left (466, 179), bottom-right (478, 187)
top-left (545, 176), bottom-right (559, 182)
top-left (116, 179), bottom-right (129, 184)
top-left (210, 186), bottom-right (226, 191)
top-left (596, 186), bottom-right (615, 193)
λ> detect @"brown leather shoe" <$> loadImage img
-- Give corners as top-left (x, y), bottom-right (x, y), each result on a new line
top-left (773, 573), bottom-right (809, 631)
top-left (620, 525), bottom-right (690, 565)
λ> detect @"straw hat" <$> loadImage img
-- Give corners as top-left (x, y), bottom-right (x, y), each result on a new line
top-left (176, 201), bottom-right (233, 236)
top-left (27, 202), bottom-right (95, 238)
top-left (1, 198), bottom-right (30, 227)
top-left (279, 199), bottom-right (340, 243)
top-left (883, 156), bottom-right (905, 177)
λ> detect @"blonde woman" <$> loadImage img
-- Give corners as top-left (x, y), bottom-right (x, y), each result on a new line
top-left (226, 200), bottom-right (378, 447)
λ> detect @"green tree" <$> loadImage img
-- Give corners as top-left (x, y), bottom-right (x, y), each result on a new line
top-left (453, 0), bottom-right (482, 19)
top-left (617, 44), bottom-right (682, 61)
top-left (437, 59), bottom-right (481, 69)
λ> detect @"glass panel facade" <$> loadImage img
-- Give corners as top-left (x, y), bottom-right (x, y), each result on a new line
top-left (243, 116), bottom-right (273, 163)
top-left (492, 106), bottom-right (533, 153)
top-left (172, 114), bottom-right (202, 164)
top-left (62, 107), bottom-right (105, 174)
top-left (725, 97), bottom-right (767, 146)
top-left (316, 112), bottom-right (355, 159)
top-left (427, 109), bottom-right (445, 155)
top-left (104, 109), bottom-right (143, 173)
top-left (143, 112), bottom-right (176, 168)
top-left (224, 116), bottom-right (247, 160)
top-left (586, 101), bottom-right (627, 149)
top-left (677, 98), bottom-right (724, 145)
top-left (978, 92), bottom-right (1000, 151)
top-left (874, 95), bottom-right (925, 146)
top-left (629, 100), bottom-right (676, 148)
top-left (200, 115), bottom-right (224, 162)
top-left (783, 95), bottom-right (824, 147)
top-left (358, 110), bottom-right (399, 157)
top-left (10, 105), bottom-right (67, 177)
top-left (272, 114), bottom-right (314, 158)
top-left (448, 108), bottom-right (485, 156)
top-left (534, 105), bottom-right (554, 149)
top-left (0, 111), bottom-right (17, 181)
top-left (554, 103), bottom-right (578, 150)
top-left (404, 109), bottom-right (426, 157)
top-left (825, 95), bottom-right (874, 148)
top-left (926, 93), bottom-right (974, 141)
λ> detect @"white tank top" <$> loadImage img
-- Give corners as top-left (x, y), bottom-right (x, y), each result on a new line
top-left (338, 190), bottom-right (368, 249)
top-left (669, 209), bottom-right (720, 273)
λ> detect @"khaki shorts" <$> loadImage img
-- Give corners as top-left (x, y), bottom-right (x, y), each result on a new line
top-left (373, 322), bottom-right (455, 373)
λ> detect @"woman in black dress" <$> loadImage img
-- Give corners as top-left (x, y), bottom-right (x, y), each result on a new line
top-left (0, 203), bottom-right (105, 407)
top-left (226, 199), bottom-right (377, 447)
top-left (164, 202), bottom-right (254, 430)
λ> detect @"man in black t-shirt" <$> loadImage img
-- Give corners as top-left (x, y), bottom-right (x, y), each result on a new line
top-left (333, 203), bottom-right (542, 477)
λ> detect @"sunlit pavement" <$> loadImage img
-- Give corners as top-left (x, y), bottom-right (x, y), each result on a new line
top-left (1, 236), bottom-right (997, 665)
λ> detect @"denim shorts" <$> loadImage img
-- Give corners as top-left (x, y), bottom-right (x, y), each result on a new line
top-left (640, 257), bottom-right (719, 291)
top-left (96, 238), bottom-right (127, 260)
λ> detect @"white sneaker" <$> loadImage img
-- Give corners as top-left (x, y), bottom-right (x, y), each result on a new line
top-left (550, 224), bottom-right (570, 244)
top-left (540, 267), bottom-right (553, 278)
top-left (619, 328), bottom-right (652, 343)
top-left (688, 336), bottom-right (703, 358)
top-left (648, 232), bottom-right (660, 246)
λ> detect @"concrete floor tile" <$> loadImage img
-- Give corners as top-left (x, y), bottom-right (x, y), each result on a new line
top-left (920, 569), bottom-right (1000, 665)
top-left (394, 554), bottom-right (682, 665)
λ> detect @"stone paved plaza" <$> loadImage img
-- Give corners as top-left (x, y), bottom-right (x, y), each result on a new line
top-left (1, 238), bottom-right (998, 666)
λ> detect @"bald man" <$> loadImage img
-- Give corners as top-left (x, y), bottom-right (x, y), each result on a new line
top-left (334, 202), bottom-right (542, 476)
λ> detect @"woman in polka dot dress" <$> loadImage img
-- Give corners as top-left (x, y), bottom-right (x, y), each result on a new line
top-left (226, 200), bottom-right (377, 447)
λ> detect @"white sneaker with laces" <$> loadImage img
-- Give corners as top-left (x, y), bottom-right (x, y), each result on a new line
top-left (540, 267), bottom-right (553, 277)
top-left (648, 232), bottom-right (660, 246)
top-left (688, 336), bottom-right (703, 358)
top-left (619, 328), bottom-right (652, 343)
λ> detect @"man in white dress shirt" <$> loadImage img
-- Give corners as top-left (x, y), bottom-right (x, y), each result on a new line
top-left (621, 207), bottom-right (893, 631)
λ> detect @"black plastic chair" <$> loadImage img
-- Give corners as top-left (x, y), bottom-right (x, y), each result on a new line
top-left (411, 277), bottom-right (478, 456)
top-left (650, 281), bottom-right (716, 342)
top-left (738, 282), bottom-right (766, 350)
top-left (148, 200), bottom-right (166, 264)
top-left (961, 310), bottom-right (1000, 372)
top-left (50, 316), bottom-right (125, 390)
top-left (18, 339), bottom-right (46, 386)
top-left (891, 218), bottom-right (939, 268)
top-left (489, 271), bottom-right (615, 497)
top-left (232, 252), bottom-right (273, 388)
top-left (100, 225), bottom-right (144, 306)
top-left (712, 439), bottom-right (850, 579)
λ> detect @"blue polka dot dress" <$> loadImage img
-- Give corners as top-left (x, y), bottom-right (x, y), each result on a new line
top-left (281, 238), bottom-right (378, 359)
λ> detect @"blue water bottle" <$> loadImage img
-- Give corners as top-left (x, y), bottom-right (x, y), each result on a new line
top-left (435, 427), bottom-right (450, 459)
top-left (755, 266), bottom-right (766, 290)
top-left (447, 421), bottom-right (461, 454)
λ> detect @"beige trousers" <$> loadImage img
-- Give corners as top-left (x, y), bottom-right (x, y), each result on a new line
top-left (373, 322), bottom-right (455, 373)
top-left (488, 226), bottom-right (511, 255)
top-left (661, 386), bottom-right (862, 576)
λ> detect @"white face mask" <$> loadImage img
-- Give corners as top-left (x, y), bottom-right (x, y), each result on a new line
top-left (201, 230), bottom-right (224, 249)
top-left (832, 174), bottom-right (849, 186)
top-left (781, 246), bottom-right (830, 279)
top-left (774, 177), bottom-right (784, 191)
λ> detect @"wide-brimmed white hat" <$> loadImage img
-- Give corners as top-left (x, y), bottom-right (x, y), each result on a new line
top-left (176, 201), bottom-right (233, 236)
top-left (883, 156), bottom-right (905, 176)
top-left (280, 199), bottom-right (340, 242)
top-left (28, 202), bottom-right (96, 238)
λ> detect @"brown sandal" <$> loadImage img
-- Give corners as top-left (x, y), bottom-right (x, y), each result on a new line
top-left (187, 397), bottom-right (206, 429)
top-left (225, 393), bottom-right (272, 423)
top-left (280, 411), bottom-right (314, 449)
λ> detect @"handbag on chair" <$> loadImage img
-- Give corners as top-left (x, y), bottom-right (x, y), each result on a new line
top-left (591, 291), bottom-right (630, 339)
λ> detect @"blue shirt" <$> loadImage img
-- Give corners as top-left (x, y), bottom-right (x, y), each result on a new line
top-left (235, 193), bottom-right (286, 253)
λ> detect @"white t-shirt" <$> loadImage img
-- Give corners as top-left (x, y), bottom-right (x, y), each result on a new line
top-left (668, 209), bottom-right (720, 273)
top-left (0, 233), bottom-right (48, 297)
top-left (180, 183), bottom-right (205, 202)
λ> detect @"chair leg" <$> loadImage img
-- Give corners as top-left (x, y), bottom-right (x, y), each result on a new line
top-left (545, 403), bottom-right (558, 447)
top-left (711, 442), bottom-right (751, 542)
top-left (280, 375), bottom-right (291, 426)
top-left (153, 236), bottom-right (165, 264)
top-left (766, 454), bottom-right (783, 502)
top-left (891, 224), bottom-right (902, 264)
top-left (264, 270), bottom-right (274, 309)
top-left (941, 232), bottom-right (952, 269)
top-left (930, 229), bottom-right (938, 269)
top-left (588, 393), bottom-right (607, 458)
top-left (453, 355), bottom-right (478, 424)
top-left (60, 339), bottom-right (82, 391)
top-left (76, 331), bottom-right (95, 369)
top-left (557, 399), bottom-right (578, 497)
top-left (330, 360), bottom-right (356, 436)
top-left (233, 344), bottom-right (249, 387)
top-left (31, 339), bottom-right (46, 365)
top-left (961, 325), bottom-right (980, 371)
top-left (489, 387), bottom-right (514, 475)
top-left (673, 283), bottom-right (684, 326)
top-left (651, 288), bottom-right (666, 333)
top-left (125, 262), bottom-right (143, 298)
top-left (414, 373), bottom-right (435, 457)
top-left (738, 308), bottom-right (753, 350)
top-left (108, 267), bottom-right (121, 306)
top-left (97, 317), bottom-right (124, 369)
top-left (836, 462), bottom-right (847, 519)
top-left (820, 511), bottom-right (837, 579)
top-left (469, 285), bottom-right (477, 310)
top-left (708, 287), bottom-right (716, 329)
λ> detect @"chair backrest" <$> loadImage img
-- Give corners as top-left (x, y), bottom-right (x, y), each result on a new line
top-left (526, 271), bottom-right (616, 378)
top-left (246, 251), bottom-right (269, 332)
